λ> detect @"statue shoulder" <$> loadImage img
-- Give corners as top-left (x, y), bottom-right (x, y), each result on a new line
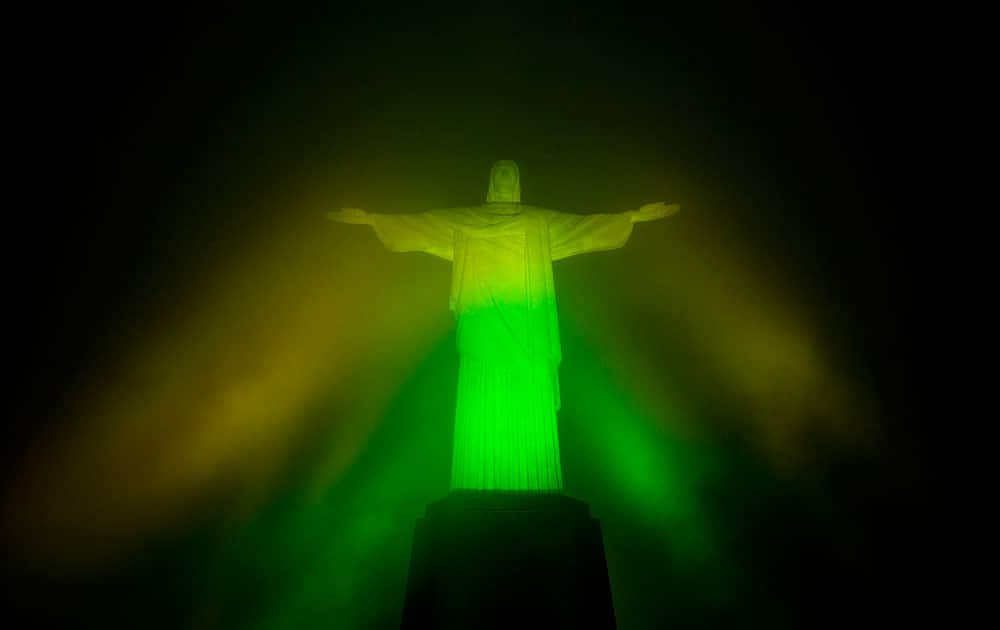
top-left (425, 206), bottom-right (477, 222)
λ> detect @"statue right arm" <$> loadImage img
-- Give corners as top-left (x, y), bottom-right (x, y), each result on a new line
top-left (326, 208), bottom-right (457, 261)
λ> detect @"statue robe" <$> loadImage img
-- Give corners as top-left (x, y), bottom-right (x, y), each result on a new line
top-left (370, 203), bottom-right (635, 491)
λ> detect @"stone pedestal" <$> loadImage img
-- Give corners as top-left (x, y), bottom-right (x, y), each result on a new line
top-left (400, 491), bottom-right (617, 629)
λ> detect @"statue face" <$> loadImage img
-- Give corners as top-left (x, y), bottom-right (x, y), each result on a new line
top-left (486, 159), bottom-right (521, 203)
top-left (492, 164), bottom-right (516, 194)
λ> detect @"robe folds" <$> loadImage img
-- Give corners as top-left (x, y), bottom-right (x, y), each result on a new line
top-left (369, 204), bottom-right (634, 491)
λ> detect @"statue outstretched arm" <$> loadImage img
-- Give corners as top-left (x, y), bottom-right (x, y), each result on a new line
top-left (545, 202), bottom-right (679, 261)
top-left (630, 201), bottom-right (680, 223)
top-left (326, 207), bottom-right (371, 225)
top-left (326, 208), bottom-right (457, 261)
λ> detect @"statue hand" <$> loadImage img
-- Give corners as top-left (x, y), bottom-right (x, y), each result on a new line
top-left (326, 207), bottom-right (371, 225)
top-left (632, 202), bottom-right (680, 223)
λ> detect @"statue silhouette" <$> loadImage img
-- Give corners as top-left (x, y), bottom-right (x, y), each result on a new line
top-left (328, 160), bottom-right (678, 492)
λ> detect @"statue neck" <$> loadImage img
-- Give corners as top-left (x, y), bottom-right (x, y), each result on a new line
top-left (485, 202), bottom-right (522, 214)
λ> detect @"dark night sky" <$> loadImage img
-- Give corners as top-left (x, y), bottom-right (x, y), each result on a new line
top-left (7, 4), bottom-right (923, 628)
top-left (17, 4), bottom-right (916, 435)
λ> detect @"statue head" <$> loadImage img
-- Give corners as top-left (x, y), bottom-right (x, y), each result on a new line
top-left (486, 160), bottom-right (521, 203)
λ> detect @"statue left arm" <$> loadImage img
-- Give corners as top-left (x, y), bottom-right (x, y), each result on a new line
top-left (545, 202), bottom-right (679, 261)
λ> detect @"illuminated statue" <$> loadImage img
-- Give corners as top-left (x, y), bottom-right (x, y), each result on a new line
top-left (327, 160), bottom-right (678, 492)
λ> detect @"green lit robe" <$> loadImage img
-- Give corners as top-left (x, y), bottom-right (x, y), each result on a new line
top-left (370, 203), bottom-right (635, 492)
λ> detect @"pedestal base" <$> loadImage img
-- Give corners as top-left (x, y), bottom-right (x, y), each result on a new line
top-left (400, 491), bottom-right (617, 629)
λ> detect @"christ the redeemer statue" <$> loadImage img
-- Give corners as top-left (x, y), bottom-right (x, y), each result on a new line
top-left (327, 160), bottom-right (678, 493)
